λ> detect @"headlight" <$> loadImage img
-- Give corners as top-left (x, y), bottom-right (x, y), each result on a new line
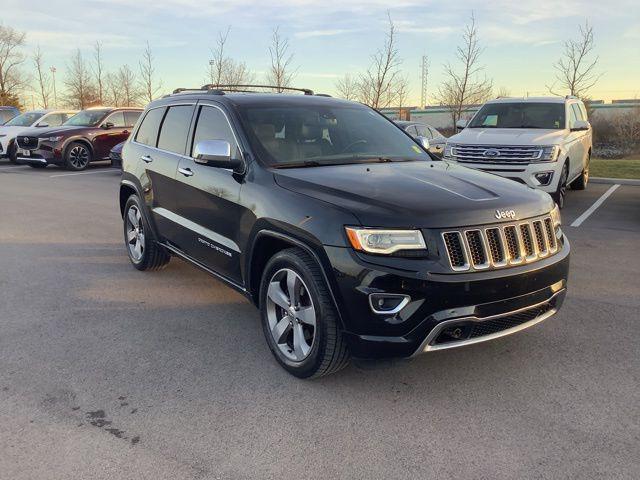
top-left (44, 136), bottom-right (63, 142)
top-left (540, 146), bottom-right (560, 161)
top-left (550, 204), bottom-right (561, 228)
top-left (345, 227), bottom-right (427, 255)
top-left (443, 143), bottom-right (457, 159)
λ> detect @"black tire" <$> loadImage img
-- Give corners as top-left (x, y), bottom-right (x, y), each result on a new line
top-left (64, 141), bottom-right (92, 171)
top-left (123, 195), bottom-right (170, 271)
top-left (8, 142), bottom-right (18, 164)
top-left (552, 162), bottom-right (569, 209)
top-left (571, 152), bottom-right (590, 190)
top-left (259, 247), bottom-right (349, 379)
top-left (28, 163), bottom-right (47, 169)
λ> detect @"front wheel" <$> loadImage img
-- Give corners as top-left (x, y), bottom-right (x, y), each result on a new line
top-left (259, 248), bottom-right (349, 379)
top-left (571, 153), bottom-right (590, 190)
top-left (123, 195), bottom-right (170, 271)
top-left (64, 142), bottom-right (92, 171)
top-left (553, 162), bottom-right (569, 209)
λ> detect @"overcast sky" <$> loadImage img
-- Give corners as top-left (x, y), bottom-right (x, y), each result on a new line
top-left (5, 0), bottom-right (640, 104)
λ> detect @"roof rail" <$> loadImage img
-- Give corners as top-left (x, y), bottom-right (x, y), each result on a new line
top-left (170, 84), bottom-right (315, 96)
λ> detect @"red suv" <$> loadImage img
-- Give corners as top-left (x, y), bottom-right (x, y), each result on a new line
top-left (16, 107), bottom-right (142, 170)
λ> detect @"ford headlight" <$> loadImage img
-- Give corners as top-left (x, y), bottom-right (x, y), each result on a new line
top-left (540, 145), bottom-right (560, 161)
top-left (345, 227), bottom-right (427, 255)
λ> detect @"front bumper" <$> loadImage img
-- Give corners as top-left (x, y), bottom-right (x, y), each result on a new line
top-left (16, 147), bottom-right (62, 166)
top-left (324, 238), bottom-right (570, 359)
top-left (447, 159), bottom-right (562, 193)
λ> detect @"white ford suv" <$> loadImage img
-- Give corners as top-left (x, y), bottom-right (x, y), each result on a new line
top-left (444, 96), bottom-right (592, 208)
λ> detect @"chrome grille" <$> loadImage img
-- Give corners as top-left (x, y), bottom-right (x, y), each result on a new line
top-left (441, 215), bottom-right (558, 272)
top-left (16, 136), bottom-right (40, 150)
top-left (454, 145), bottom-right (543, 164)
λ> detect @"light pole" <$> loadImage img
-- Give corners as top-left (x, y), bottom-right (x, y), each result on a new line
top-left (50, 66), bottom-right (57, 108)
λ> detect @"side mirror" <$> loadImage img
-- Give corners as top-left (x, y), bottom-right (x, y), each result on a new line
top-left (36, 123), bottom-right (49, 128)
top-left (193, 140), bottom-right (242, 169)
top-left (571, 120), bottom-right (590, 131)
top-left (102, 122), bottom-right (114, 129)
top-left (416, 136), bottom-right (430, 150)
top-left (456, 119), bottom-right (467, 130)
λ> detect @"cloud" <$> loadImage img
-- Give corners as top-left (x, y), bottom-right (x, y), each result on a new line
top-left (294, 29), bottom-right (359, 39)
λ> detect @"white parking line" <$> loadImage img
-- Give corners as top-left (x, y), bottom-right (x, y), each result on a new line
top-left (49, 169), bottom-right (116, 178)
top-left (570, 184), bottom-right (620, 227)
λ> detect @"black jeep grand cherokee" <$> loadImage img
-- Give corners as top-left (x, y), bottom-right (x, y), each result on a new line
top-left (119, 85), bottom-right (569, 378)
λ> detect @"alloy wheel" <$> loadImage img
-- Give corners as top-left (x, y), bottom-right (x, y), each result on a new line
top-left (126, 205), bottom-right (145, 261)
top-left (265, 268), bottom-right (316, 362)
top-left (69, 145), bottom-right (89, 169)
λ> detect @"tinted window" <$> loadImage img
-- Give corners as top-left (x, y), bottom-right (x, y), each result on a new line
top-left (157, 105), bottom-right (194, 154)
top-left (191, 106), bottom-right (240, 159)
top-left (135, 107), bottom-right (165, 146)
top-left (124, 111), bottom-right (141, 126)
top-left (105, 111), bottom-right (126, 127)
top-left (469, 103), bottom-right (565, 129)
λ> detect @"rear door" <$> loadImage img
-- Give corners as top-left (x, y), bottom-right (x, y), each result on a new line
top-left (128, 104), bottom-right (193, 246)
top-left (171, 101), bottom-right (244, 284)
top-left (94, 111), bottom-right (127, 158)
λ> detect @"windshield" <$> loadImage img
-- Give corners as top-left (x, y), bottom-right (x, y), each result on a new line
top-left (468, 102), bottom-right (565, 129)
top-left (236, 104), bottom-right (430, 167)
top-left (5, 112), bottom-right (45, 127)
top-left (64, 109), bottom-right (110, 127)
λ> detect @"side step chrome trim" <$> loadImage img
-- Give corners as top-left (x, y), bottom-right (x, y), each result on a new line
top-left (411, 290), bottom-right (564, 356)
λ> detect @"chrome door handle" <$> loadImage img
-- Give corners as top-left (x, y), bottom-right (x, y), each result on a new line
top-left (178, 167), bottom-right (194, 177)
top-left (140, 155), bottom-right (153, 163)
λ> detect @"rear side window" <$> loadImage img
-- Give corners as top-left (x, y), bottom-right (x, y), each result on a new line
top-left (191, 105), bottom-right (240, 159)
top-left (157, 105), bottom-right (194, 154)
top-left (135, 108), bottom-right (165, 146)
top-left (124, 111), bottom-right (141, 126)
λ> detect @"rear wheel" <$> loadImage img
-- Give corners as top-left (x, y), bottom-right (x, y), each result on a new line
top-left (64, 142), bottom-right (92, 171)
top-left (571, 152), bottom-right (590, 190)
top-left (123, 195), bottom-right (170, 271)
top-left (553, 162), bottom-right (569, 209)
top-left (259, 248), bottom-right (349, 379)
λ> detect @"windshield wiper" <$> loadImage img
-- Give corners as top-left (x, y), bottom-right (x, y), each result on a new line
top-left (274, 156), bottom-right (402, 169)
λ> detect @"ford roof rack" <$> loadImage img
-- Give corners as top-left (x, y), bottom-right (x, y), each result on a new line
top-left (170, 84), bottom-right (315, 96)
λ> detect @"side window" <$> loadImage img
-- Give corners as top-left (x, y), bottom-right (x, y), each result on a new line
top-left (416, 125), bottom-right (432, 139)
top-left (579, 103), bottom-right (589, 120)
top-left (124, 111), bottom-right (141, 127)
top-left (428, 127), bottom-right (441, 139)
top-left (157, 105), bottom-right (194, 154)
top-left (404, 125), bottom-right (418, 137)
top-left (191, 106), bottom-right (241, 159)
top-left (105, 111), bottom-right (126, 127)
top-left (135, 107), bottom-right (166, 146)
top-left (45, 114), bottom-right (64, 126)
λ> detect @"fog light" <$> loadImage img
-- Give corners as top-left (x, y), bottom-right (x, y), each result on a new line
top-left (368, 293), bottom-right (410, 315)
top-left (534, 171), bottom-right (554, 186)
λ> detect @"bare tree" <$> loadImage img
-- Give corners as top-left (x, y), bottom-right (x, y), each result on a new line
top-left (33, 46), bottom-right (51, 108)
top-left (208, 26), bottom-right (230, 87)
top-left (139, 41), bottom-right (161, 103)
top-left (105, 72), bottom-right (122, 107)
top-left (548, 21), bottom-right (602, 98)
top-left (0, 24), bottom-right (27, 107)
top-left (396, 76), bottom-right (410, 115)
top-left (335, 73), bottom-right (359, 101)
top-left (93, 41), bottom-right (104, 104)
top-left (64, 49), bottom-right (97, 109)
top-left (495, 86), bottom-right (511, 98)
top-left (358, 13), bottom-right (402, 109)
top-left (436, 13), bottom-right (493, 127)
top-left (118, 64), bottom-right (139, 107)
top-left (267, 27), bottom-right (296, 92)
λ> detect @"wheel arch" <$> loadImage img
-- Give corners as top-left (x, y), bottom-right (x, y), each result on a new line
top-left (63, 137), bottom-right (94, 159)
top-left (247, 230), bottom-right (346, 329)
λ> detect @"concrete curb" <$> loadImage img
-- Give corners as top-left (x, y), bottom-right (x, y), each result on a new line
top-left (591, 177), bottom-right (640, 186)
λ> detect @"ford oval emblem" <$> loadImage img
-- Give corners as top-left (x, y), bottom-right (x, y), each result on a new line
top-left (483, 148), bottom-right (500, 157)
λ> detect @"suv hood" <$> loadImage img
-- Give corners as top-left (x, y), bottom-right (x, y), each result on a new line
top-left (449, 128), bottom-right (566, 146)
top-left (18, 126), bottom-right (86, 137)
top-left (274, 161), bottom-right (554, 229)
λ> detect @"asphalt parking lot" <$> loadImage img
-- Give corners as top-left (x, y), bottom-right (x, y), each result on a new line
top-left (1, 161), bottom-right (638, 480)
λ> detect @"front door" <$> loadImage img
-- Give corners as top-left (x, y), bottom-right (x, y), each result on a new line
top-left (172, 102), bottom-right (245, 284)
